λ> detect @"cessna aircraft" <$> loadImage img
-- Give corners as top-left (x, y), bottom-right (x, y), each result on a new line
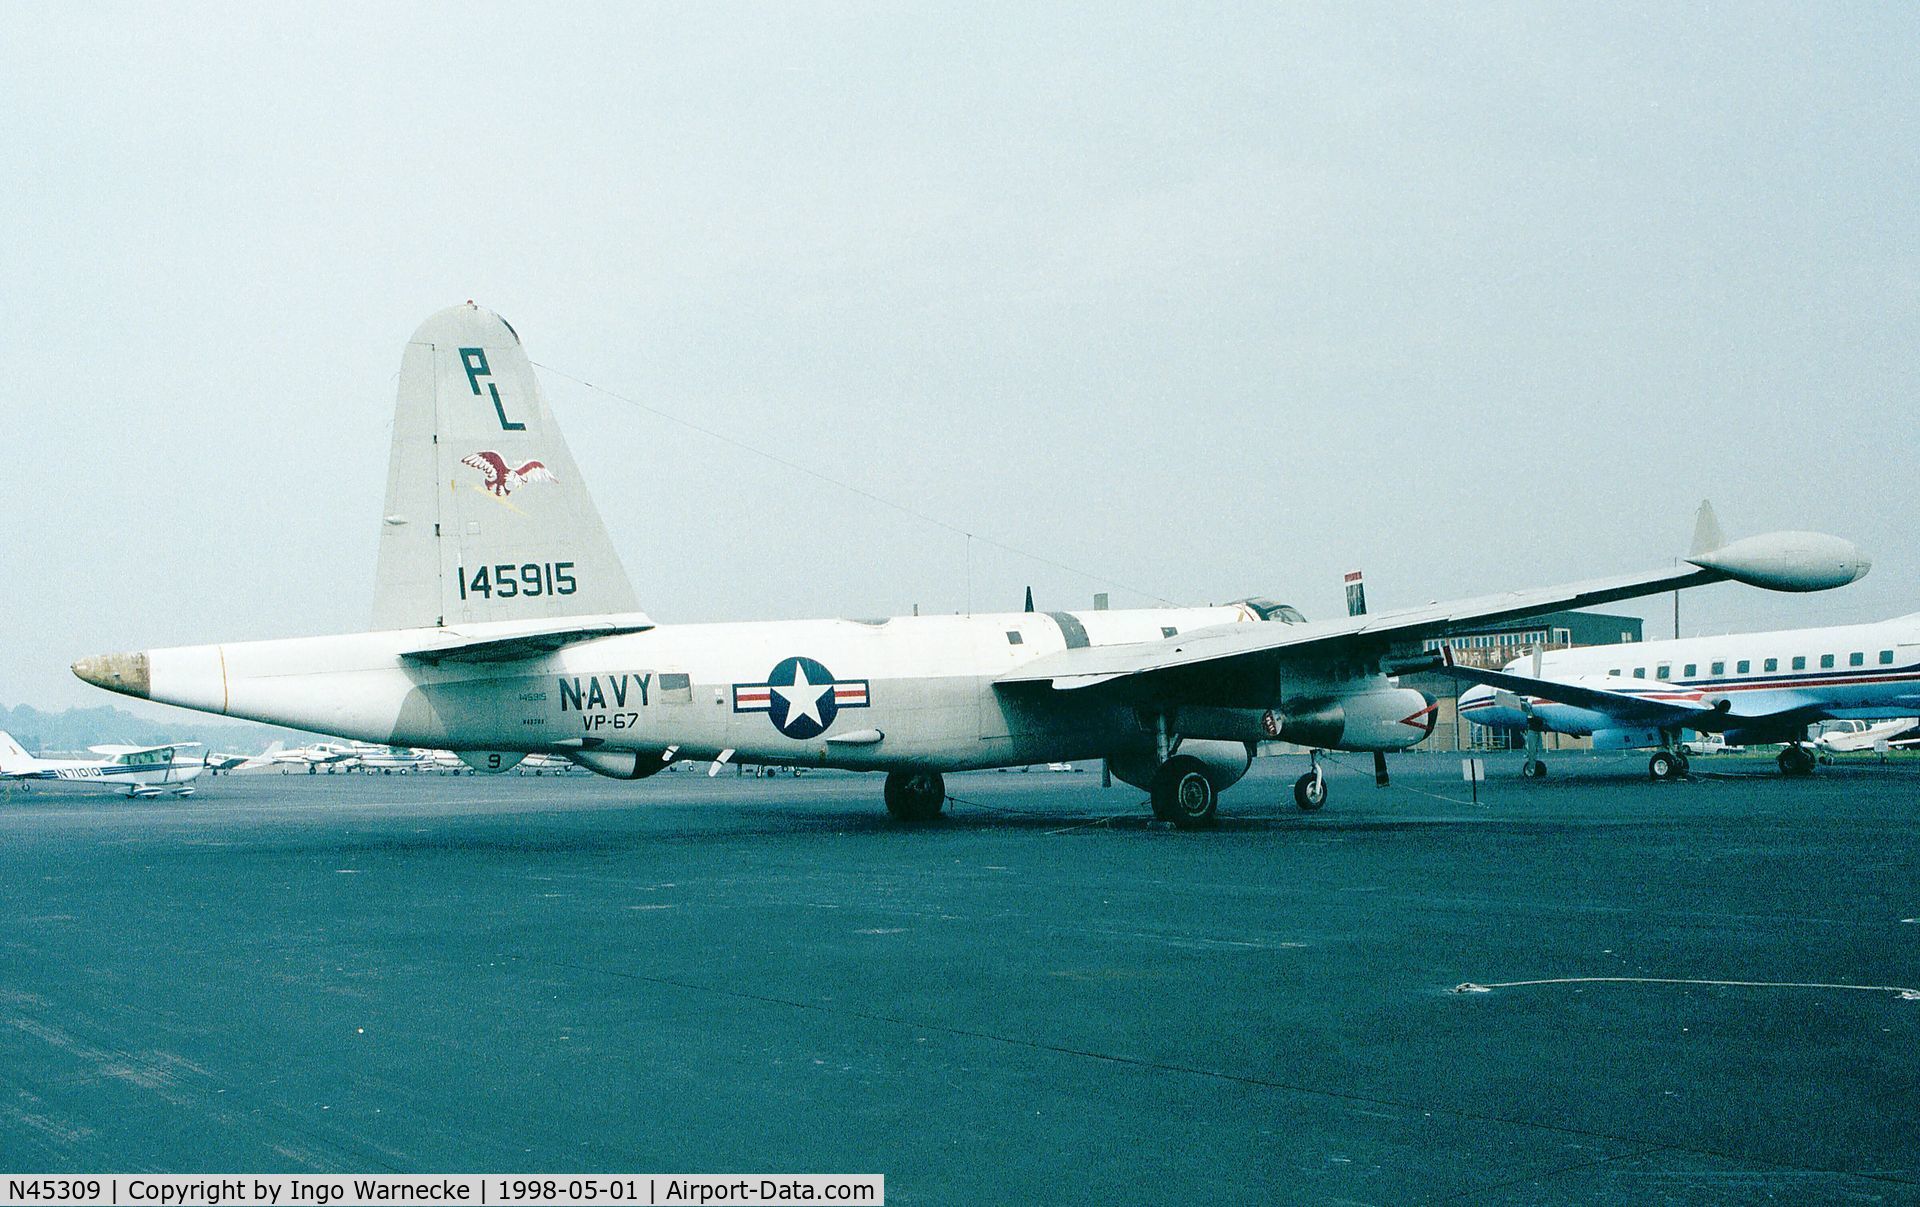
top-left (0, 731), bottom-right (203, 798)
top-left (70, 305), bottom-right (1872, 826)
top-left (1815, 718), bottom-right (1920, 757)
top-left (1451, 611), bottom-right (1920, 780)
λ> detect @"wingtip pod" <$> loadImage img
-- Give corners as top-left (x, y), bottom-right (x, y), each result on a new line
top-left (1686, 532), bottom-right (1871, 592)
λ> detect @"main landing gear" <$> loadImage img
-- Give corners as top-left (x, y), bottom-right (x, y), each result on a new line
top-left (1150, 756), bottom-right (1219, 829)
top-left (883, 770), bottom-right (946, 821)
top-left (1648, 749), bottom-right (1690, 782)
top-left (1777, 743), bottom-right (1816, 777)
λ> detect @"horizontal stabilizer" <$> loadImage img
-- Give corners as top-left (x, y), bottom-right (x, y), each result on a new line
top-left (399, 613), bottom-right (655, 664)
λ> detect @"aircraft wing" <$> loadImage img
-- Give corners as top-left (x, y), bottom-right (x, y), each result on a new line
top-left (1436, 655), bottom-right (1729, 728)
top-left (998, 531), bottom-right (1867, 704)
top-left (86, 742), bottom-right (201, 756)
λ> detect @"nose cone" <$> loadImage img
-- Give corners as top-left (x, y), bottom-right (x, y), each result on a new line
top-left (72, 651), bottom-right (149, 699)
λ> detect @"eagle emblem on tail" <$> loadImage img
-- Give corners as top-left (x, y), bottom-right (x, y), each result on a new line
top-left (461, 451), bottom-right (558, 497)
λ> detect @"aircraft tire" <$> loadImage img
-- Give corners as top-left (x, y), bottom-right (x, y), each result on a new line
top-left (1150, 756), bottom-right (1218, 829)
top-left (1648, 751), bottom-right (1682, 781)
top-left (1522, 759), bottom-right (1548, 779)
top-left (1777, 747), bottom-right (1815, 777)
top-left (1293, 771), bottom-right (1327, 811)
top-left (884, 771), bottom-right (947, 821)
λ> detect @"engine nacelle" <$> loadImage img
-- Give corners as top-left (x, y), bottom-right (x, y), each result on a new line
top-left (1277, 688), bottom-right (1436, 752)
top-left (567, 749), bottom-right (672, 780)
top-left (1108, 738), bottom-right (1251, 793)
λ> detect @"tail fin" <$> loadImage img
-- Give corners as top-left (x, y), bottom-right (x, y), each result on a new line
top-left (1689, 500), bottom-right (1725, 558)
top-left (0, 731), bottom-right (31, 772)
top-left (372, 304), bottom-right (639, 629)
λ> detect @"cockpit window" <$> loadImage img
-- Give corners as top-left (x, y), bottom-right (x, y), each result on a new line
top-left (1235, 598), bottom-right (1306, 624)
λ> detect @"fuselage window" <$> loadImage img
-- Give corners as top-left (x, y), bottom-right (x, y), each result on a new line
top-left (1161, 627), bottom-right (1177, 638)
top-left (1820, 654), bottom-right (1835, 669)
top-left (1656, 664), bottom-right (1671, 680)
top-left (1005, 631), bottom-right (1024, 645)
top-left (1711, 661), bottom-right (1725, 675)
top-left (1791, 656), bottom-right (1807, 671)
top-left (1764, 658), bottom-right (1778, 672)
top-left (1850, 652), bottom-right (1865, 667)
top-left (1683, 663), bottom-right (1697, 678)
top-left (1633, 667), bottom-right (1646, 679)
top-left (1881, 650), bottom-right (1895, 664)
top-left (1609, 669), bottom-right (1621, 677)
top-left (1736, 660), bottom-right (1750, 673)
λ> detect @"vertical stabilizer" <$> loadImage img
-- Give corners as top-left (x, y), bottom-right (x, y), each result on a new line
top-left (0, 732), bottom-right (31, 772)
top-left (1689, 500), bottom-right (1725, 558)
top-left (372, 304), bottom-right (639, 629)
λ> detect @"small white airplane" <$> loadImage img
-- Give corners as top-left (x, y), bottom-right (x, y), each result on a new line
top-left (0, 731), bottom-right (203, 797)
top-left (517, 752), bottom-right (583, 775)
top-left (348, 743), bottom-right (431, 773)
top-left (1813, 718), bottom-right (1920, 757)
top-left (1451, 604), bottom-right (1920, 780)
top-left (203, 739), bottom-right (289, 773)
top-left (69, 305), bottom-right (1870, 826)
top-left (267, 741), bottom-right (362, 773)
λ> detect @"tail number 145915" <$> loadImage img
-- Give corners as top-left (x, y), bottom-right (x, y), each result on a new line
top-left (458, 562), bottom-right (577, 600)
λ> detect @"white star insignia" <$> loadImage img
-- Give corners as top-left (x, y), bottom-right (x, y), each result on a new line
top-left (773, 664), bottom-right (832, 728)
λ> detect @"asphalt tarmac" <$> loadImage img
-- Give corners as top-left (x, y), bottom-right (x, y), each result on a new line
top-left (0, 753), bottom-right (1915, 1204)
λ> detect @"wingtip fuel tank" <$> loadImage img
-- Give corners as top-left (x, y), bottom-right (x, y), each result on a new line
top-left (1686, 532), bottom-right (1872, 593)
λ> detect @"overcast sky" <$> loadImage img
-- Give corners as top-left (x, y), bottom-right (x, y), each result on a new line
top-left (4, 3), bottom-right (1916, 716)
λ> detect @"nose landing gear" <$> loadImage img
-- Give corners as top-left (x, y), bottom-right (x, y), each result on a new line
top-left (1293, 751), bottom-right (1327, 811)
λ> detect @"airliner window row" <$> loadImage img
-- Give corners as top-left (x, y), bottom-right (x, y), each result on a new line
top-left (1609, 650), bottom-right (1895, 679)
top-left (1425, 630), bottom-right (1553, 651)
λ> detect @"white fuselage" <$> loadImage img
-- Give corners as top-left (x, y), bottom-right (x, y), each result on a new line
top-left (134, 603), bottom-right (1416, 772)
top-left (1460, 613), bottom-right (1920, 743)
top-left (2, 752), bottom-right (203, 794)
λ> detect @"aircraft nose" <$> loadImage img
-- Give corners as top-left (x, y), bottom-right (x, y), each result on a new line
top-left (73, 651), bottom-right (150, 699)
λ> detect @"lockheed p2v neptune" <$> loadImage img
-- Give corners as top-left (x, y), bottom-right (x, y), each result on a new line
top-left (72, 305), bottom-right (1871, 826)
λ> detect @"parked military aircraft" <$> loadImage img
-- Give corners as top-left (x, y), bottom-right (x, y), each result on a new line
top-left (0, 731), bottom-right (203, 798)
top-left (70, 305), bottom-right (1871, 826)
top-left (1452, 611), bottom-right (1920, 780)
